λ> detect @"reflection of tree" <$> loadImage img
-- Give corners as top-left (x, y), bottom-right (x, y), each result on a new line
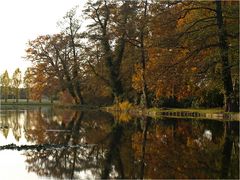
top-left (24, 110), bottom-right (84, 179)
top-left (140, 117), bottom-right (150, 179)
top-left (1, 108), bottom-right (239, 179)
top-left (101, 121), bottom-right (124, 179)
top-left (1, 110), bottom-right (9, 138)
top-left (12, 109), bottom-right (21, 141)
top-left (0, 109), bottom-right (23, 141)
top-left (23, 109), bottom-right (115, 179)
top-left (131, 119), bottom-right (239, 179)
top-left (221, 122), bottom-right (239, 179)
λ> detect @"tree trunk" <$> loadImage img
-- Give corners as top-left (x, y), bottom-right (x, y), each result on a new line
top-left (27, 88), bottom-right (29, 103)
top-left (139, 0), bottom-right (149, 108)
top-left (75, 84), bottom-right (84, 105)
top-left (16, 88), bottom-right (19, 103)
top-left (103, 38), bottom-right (124, 102)
top-left (221, 122), bottom-right (234, 178)
top-left (100, 1), bottom-right (129, 102)
top-left (66, 84), bottom-right (82, 105)
top-left (4, 87), bottom-right (7, 103)
top-left (215, 0), bottom-right (238, 112)
top-left (101, 123), bottom-right (123, 179)
top-left (140, 117), bottom-right (150, 179)
top-left (50, 96), bottom-right (54, 104)
top-left (69, 16), bottom-right (84, 106)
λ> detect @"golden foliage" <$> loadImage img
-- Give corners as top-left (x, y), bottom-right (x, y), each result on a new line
top-left (118, 100), bottom-right (133, 111)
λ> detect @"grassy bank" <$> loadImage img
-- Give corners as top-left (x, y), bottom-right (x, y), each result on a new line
top-left (0, 100), bottom-right (100, 110)
top-left (0, 99), bottom-right (53, 106)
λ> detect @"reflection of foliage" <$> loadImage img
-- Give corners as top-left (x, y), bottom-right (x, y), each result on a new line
top-left (0, 109), bottom-right (23, 142)
top-left (23, 109), bottom-right (115, 179)
top-left (131, 119), bottom-right (239, 179)
top-left (25, 147), bottom-right (102, 179)
top-left (111, 112), bottom-right (132, 123)
top-left (0, 108), bottom-right (239, 179)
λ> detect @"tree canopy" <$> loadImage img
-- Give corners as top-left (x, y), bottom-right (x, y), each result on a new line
top-left (20, 0), bottom-right (239, 112)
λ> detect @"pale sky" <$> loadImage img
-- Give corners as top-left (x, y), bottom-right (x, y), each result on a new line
top-left (0, 0), bottom-right (86, 76)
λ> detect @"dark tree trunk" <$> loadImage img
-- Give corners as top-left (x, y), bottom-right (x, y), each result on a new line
top-left (103, 36), bottom-right (124, 102)
top-left (100, 1), bottom-right (129, 102)
top-left (50, 96), bottom-right (53, 104)
top-left (101, 123), bottom-right (123, 179)
top-left (140, 117), bottom-right (150, 179)
top-left (77, 89), bottom-right (84, 105)
top-left (70, 15), bottom-right (85, 106)
top-left (215, 0), bottom-right (238, 112)
top-left (221, 122), bottom-right (234, 178)
top-left (139, 0), bottom-right (150, 108)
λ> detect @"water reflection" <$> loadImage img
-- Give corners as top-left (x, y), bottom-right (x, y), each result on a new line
top-left (221, 122), bottom-right (239, 178)
top-left (0, 107), bottom-right (239, 179)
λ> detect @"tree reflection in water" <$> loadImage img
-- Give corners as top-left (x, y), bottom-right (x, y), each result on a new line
top-left (23, 109), bottom-right (113, 179)
top-left (0, 107), bottom-right (239, 179)
top-left (131, 118), bottom-right (239, 179)
top-left (221, 122), bottom-right (239, 179)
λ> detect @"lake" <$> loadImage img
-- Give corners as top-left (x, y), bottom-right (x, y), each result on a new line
top-left (0, 107), bottom-right (239, 179)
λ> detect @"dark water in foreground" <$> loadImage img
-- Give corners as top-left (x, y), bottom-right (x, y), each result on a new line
top-left (0, 107), bottom-right (239, 179)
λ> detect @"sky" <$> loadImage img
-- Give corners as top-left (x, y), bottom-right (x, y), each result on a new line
top-left (0, 0), bottom-right (86, 76)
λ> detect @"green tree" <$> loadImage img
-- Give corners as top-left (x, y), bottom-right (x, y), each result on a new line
top-left (12, 68), bottom-right (22, 103)
top-left (1, 70), bottom-right (10, 102)
top-left (23, 68), bottom-right (32, 103)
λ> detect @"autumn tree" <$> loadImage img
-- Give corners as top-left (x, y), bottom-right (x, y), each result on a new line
top-left (23, 0), bottom-right (238, 109)
top-left (58, 7), bottom-right (84, 104)
top-left (132, 1), bottom-right (190, 106)
top-left (83, 0), bottom-right (132, 102)
top-left (132, 1), bottom-right (239, 111)
top-left (215, 0), bottom-right (238, 112)
top-left (26, 34), bottom-right (81, 104)
top-left (171, 1), bottom-right (239, 111)
top-left (23, 68), bottom-right (32, 103)
top-left (1, 70), bottom-right (10, 102)
top-left (25, 8), bottom-right (84, 104)
top-left (125, 0), bottom-right (151, 108)
top-left (12, 68), bottom-right (22, 103)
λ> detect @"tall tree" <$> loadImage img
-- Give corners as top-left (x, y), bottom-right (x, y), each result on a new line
top-left (127, 0), bottom-right (150, 108)
top-left (25, 34), bottom-right (82, 104)
top-left (23, 68), bottom-right (33, 103)
top-left (58, 7), bottom-right (84, 104)
top-left (175, 0), bottom-right (239, 111)
top-left (84, 0), bottom-right (131, 102)
top-left (1, 70), bottom-right (10, 102)
top-left (12, 68), bottom-right (22, 103)
top-left (215, 0), bottom-right (238, 112)
top-left (144, 1), bottom-right (239, 111)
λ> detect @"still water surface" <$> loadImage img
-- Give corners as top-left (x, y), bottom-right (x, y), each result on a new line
top-left (0, 107), bottom-right (239, 179)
